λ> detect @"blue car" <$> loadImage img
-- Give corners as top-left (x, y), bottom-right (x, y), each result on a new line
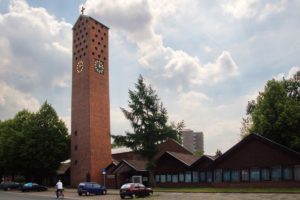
top-left (77, 182), bottom-right (107, 196)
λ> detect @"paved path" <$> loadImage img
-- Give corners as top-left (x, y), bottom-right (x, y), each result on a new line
top-left (1, 189), bottom-right (300, 200)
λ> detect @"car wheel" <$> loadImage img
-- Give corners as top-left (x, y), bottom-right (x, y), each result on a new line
top-left (78, 192), bottom-right (82, 196)
top-left (120, 195), bottom-right (125, 199)
top-left (86, 191), bottom-right (90, 196)
top-left (131, 194), bottom-right (135, 199)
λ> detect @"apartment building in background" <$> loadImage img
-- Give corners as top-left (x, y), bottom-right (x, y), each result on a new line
top-left (182, 129), bottom-right (204, 153)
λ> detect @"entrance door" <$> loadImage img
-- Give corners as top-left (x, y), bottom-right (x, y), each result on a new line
top-left (132, 175), bottom-right (142, 183)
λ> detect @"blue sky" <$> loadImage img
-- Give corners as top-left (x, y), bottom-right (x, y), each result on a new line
top-left (0, 0), bottom-right (299, 154)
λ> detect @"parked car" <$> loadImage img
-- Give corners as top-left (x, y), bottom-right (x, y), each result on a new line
top-left (0, 182), bottom-right (21, 191)
top-left (77, 182), bottom-right (107, 196)
top-left (120, 183), bottom-right (153, 199)
top-left (21, 182), bottom-right (48, 192)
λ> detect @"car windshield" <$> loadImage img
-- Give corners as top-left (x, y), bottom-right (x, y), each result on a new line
top-left (121, 184), bottom-right (131, 189)
top-left (24, 183), bottom-right (33, 187)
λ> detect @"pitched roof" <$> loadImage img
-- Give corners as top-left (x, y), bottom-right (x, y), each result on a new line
top-left (212, 133), bottom-right (300, 166)
top-left (158, 139), bottom-right (193, 155)
top-left (112, 159), bottom-right (148, 173)
top-left (190, 154), bottom-right (216, 168)
top-left (56, 161), bottom-right (70, 175)
top-left (160, 151), bottom-right (200, 166)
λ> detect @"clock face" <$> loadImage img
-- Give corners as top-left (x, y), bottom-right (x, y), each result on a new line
top-left (94, 60), bottom-right (104, 74)
top-left (76, 60), bottom-right (84, 73)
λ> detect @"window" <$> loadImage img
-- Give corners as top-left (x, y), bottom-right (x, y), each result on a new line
top-left (214, 169), bottom-right (222, 183)
top-left (241, 169), bottom-right (249, 181)
top-left (167, 174), bottom-right (172, 182)
top-left (192, 171), bottom-right (199, 183)
top-left (283, 166), bottom-right (293, 180)
top-left (261, 168), bottom-right (270, 181)
top-left (223, 170), bottom-right (231, 182)
top-left (155, 175), bottom-right (160, 183)
top-left (160, 175), bottom-right (166, 183)
top-left (272, 166), bottom-right (282, 181)
top-left (207, 171), bottom-right (212, 182)
top-left (172, 174), bottom-right (178, 183)
top-left (185, 171), bottom-right (191, 183)
top-left (74, 131), bottom-right (77, 136)
top-left (294, 165), bottom-right (300, 180)
top-left (74, 145), bottom-right (78, 150)
top-left (200, 171), bottom-right (206, 182)
top-left (250, 168), bottom-right (260, 181)
top-left (179, 173), bottom-right (184, 182)
top-left (231, 170), bottom-right (240, 182)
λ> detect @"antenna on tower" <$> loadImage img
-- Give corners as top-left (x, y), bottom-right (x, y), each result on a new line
top-left (81, 6), bottom-right (85, 15)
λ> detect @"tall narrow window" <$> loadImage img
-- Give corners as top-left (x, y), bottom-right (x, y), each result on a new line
top-left (271, 166), bottom-right (282, 181)
top-left (179, 173), bottom-right (184, 182)
top-left (155, 175), bottom-right (160, 183)
top-left (283, 166), bottom-right (293, 180)
top-left (241, 169), bottom-right (249, 181)
top-left (250, 168), bottom-right (260, 181)
top-left (172, 174), bottom-right (178, 183)
top-left (223, 170), bottom-right (231, 182)
top-left (185, 171), bottom-right (192, 183)
top-left (192, 171), bottom-right (199, 183)
top-left (231, 170), bottom-right (240, 182)
top-left (214, 169), bottom-right (222, 183)
top-left (167, 174), bottom-right (172, 182)
top-left (160, 175), bottom-right (166, 183)
top-left (261, 168), bottom-right (270, 181)
top-left (294, 165), bottom-right (300, 180)
top-left (200, 171), bottom-right (206, 182)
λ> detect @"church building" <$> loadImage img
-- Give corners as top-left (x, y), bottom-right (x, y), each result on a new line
top-left (69, 12), bottom-right (300, 189)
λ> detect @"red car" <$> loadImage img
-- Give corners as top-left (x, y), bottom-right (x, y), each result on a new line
top-left (120, 183), bottom-right (153, 199)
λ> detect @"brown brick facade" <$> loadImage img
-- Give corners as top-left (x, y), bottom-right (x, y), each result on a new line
top-left (71, 15), bottom-right (112, 186)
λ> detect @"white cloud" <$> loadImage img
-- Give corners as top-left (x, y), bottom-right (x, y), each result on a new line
top-left (0, 0), bottom-right (72, 122)
top-left (85, 0), bottom-right (240, 90)
top-left (221, 0), bottom-right (287, 21)
top-left (0, 81), bottom-right (39, 119)
top-left (286, 66), bottom-right (300, 79)
top-left (274, 66), bottom-right (300, 80)
top-left (222, 0), bottom-right (258, 19)
top-left (0, 0), bottom-right (72, 93)
top-left (110, 107), bottom-right (131, 135)
top-left (258, 0), bottom-right (287, 21)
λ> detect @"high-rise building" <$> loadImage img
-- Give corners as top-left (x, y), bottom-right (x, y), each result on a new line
top-left (181, 129), bottom-right (204, 153)
top-left (71, 12), bottom-right (112, 186)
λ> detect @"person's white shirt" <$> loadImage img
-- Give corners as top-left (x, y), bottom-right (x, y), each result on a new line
top-left (56, 180), bottom-right (63, 189)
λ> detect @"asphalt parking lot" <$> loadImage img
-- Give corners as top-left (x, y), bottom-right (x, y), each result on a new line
top-left (1, 189), bottom-right (300, 200)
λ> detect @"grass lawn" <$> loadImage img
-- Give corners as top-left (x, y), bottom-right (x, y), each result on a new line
top-left (154, 187), bottom-right (300, 193)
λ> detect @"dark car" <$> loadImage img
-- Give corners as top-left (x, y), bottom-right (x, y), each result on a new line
top-left (0, 182), bottom-right (21, 191)
top-left (77, 182), bottom-right (107, 196)
top-left (21, 182), bottom-right (48, 192)
top-left (120, 183), bottom-right (153, 199)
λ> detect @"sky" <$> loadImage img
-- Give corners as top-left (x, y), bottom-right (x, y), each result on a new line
top-left (0, 0), bottom-right (299, 155)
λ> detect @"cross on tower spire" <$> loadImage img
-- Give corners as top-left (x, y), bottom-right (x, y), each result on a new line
top-left (81, 6), bottom-right (85, 15)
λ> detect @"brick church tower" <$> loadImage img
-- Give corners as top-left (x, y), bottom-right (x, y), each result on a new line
top-left (71, 12), bottom-right (112, 186)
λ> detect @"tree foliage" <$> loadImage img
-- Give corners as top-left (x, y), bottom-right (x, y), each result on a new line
top-left (241, 74), bottom-right (300, 151)
top-left (215, 149), bottom-right (223, 157)
top-left (113, 75), bottom-right (184, 162)
top-left (0, 102), bottom-right (70, 180)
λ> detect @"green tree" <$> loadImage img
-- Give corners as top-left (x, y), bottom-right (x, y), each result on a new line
top-left (241, 75), bottom-right (300, 151)
top-left (194, 149), bottom-right (204, 156)
top-left (215, 149), bottom-right (222, 157)
top-left (0, 102), bottom-right (70, 182)
top-left (113, 75), bottom-right (184, 186)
